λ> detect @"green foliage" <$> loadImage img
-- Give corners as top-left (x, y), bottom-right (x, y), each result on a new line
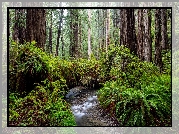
top-left (58, 56), bottom-right (101, 89)
top-left (162, 50), bottom-right (171, 75)
top-left (97, 73), bottom-right (171, 126)
top-left (97, 44), bottom-right (171, 126)
top-left (100, 44), bottom-right (160, 85)
top-left (9, 85), bottom-right (76, 126)
top-left (9, 41), bottom-right (171, 127)
top-left (9, 41), bottom-right (75, 126)
top-left (9, 41), bottom-right (68, 96)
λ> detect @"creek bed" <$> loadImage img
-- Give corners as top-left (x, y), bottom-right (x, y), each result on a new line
top-left (65, 87), bottom-right (119, 126)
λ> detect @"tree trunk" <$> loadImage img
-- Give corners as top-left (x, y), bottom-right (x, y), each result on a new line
top-left (88, 9), bottom-right (92, 59)
top-left (49, 10), bottom-right (53, 54)
top-left (56, 9), bottom-right (63, 56)
top-left (102, 9), bottom-right (106, 52)
top-left (113, 9), bottom-right (120, 46)
top-left (61, 36), bottom-right (65, 58)
top-left (78, 10), bottom-right (82, 58)
top-left (120, 9), bottom-right (137, 54)
top-left (12, 9), bottom-right (26, 44)
top-left (26, 9), bottom-right (46, 50)
top-left (69, 9), bottom-right (79, 58)
top-left (127, 9), bottom-right (137, 55)
top-left (154, 9), bottom-right (163, 72)
top-left (137, 9), bottom-right (144, 60)
top-left (106, 9), bottom-right (110, 53)
top-left (143, 9), bottom-right (152, 62)
top-left (161, 8), bottom-right (168, 50)
top-left (137, 9), bottom-right (152, 62)
top-left (120, 9), bottom-right (126, 46)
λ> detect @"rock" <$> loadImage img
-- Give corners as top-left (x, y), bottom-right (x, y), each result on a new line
top-left (65, 86), bottom-right (86, 99)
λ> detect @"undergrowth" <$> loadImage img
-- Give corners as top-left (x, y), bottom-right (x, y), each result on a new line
top-left (97, 44), bottom-right (171, 126)
top-left (9, 42), bottom-right (171, 126)
top-left (9, 41), bottom-right (76, 126)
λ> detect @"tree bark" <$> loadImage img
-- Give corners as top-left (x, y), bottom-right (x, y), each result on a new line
top-left (143, 9), bottom-right (152, 62)
top-left (137, 9), bottom-right (152, 62)
top-left (106, 9), bottom-right (110, 53)
top-left (49, 10), bottom-right (52, 54)
top-left (137, 9), bottom-right (144, 60)
top-left (69, 9), bottom-right (79, 58)
top-left (26, 9), bottom-right (46, 50)
top-left (154, 9), bottom-right (163, 72)
top-left (56, 9), bottom-right (63, 56)
top-left (161, 8), bottom-right (168, 50)
top-left (12, 9), bottom-right (26, 44)
top-left (120, 9), bottom-right (137, 55)
top-left (88, 9), bottom-right (92, 59)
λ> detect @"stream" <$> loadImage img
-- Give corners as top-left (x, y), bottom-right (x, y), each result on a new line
top-left (65, 87), bottom-right (119, 126)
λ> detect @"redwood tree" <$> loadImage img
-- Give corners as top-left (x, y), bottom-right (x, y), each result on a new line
top-left (120, 9), bottom-right (137, 55)
top-left (26, 9), bottom-right (46, 50)
top-left (69, 9), bottom-right (79, 58)
top-left (12, 9), bottom-right (26, 44)
top-left (161, 8), bottom-right (168, 50)
top-left (154, 9), bottom-right (163, 71)
top-left (137, 9), bottom-right (152, 62)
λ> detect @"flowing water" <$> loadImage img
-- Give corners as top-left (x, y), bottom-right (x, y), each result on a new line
top-left (65, 87), bottom-right (119, 126)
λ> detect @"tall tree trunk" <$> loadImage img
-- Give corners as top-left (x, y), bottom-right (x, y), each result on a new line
top-left (88, 9), bottom-right (92, 59)
top-left (97, 10), bottom-right (100, 58)
top-left (12, 9), bottom-right (19, 42)
top-left (137, 9), bottom-right (152, 62)
top-left (106, 9), bottom-right (110, 53)
top-left (26, 9), bottom-right (46, 50)
top-left (49, 10), bottom-right (52, 54)
top-left (127, 9), bottom-right (137, 55)
top-left (102, 9), bottom-right (106, 52)
top-left (113, 9), bottom-right (120, 46)
top-left (69, 9), bottom-right (79, 58)
top-left (154, 9), bottom-right (163, 72)
top-left (78, 10), bottom-right (82, 58)
top-left (161, 8), bottom-right (168, 50)
top-left (137, 9), bottom-right (144, 60)
top-left (120, 9), bottom-right (126, 46)
top-left (56, 9), bottom-right (63, 56)
top-left (120, 9), bottom-right (137, 54)
top-left (61, 36), bottom-right (65, 58)
top-left (143, 9), bottom-right (152, 62)
top-left (12, 9), bottom-right (26, 44)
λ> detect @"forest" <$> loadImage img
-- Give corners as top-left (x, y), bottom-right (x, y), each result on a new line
top-left (8, 6), bottom-right (172, 127)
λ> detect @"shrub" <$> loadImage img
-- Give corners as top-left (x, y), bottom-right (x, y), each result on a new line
top-left (97, 74), bottom-right (171, 126)
top-left (9, 84), bottom-right (76, 126)
top-left (98, 45), bottom-right (171, 126)
top-left (9, 41), bottom-right (76, 126)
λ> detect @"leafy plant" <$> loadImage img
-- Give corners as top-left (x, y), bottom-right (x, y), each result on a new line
top-left (9, 84), bottom-right (76, 126)
top-left (97, 46), bottom-right (171, 127)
